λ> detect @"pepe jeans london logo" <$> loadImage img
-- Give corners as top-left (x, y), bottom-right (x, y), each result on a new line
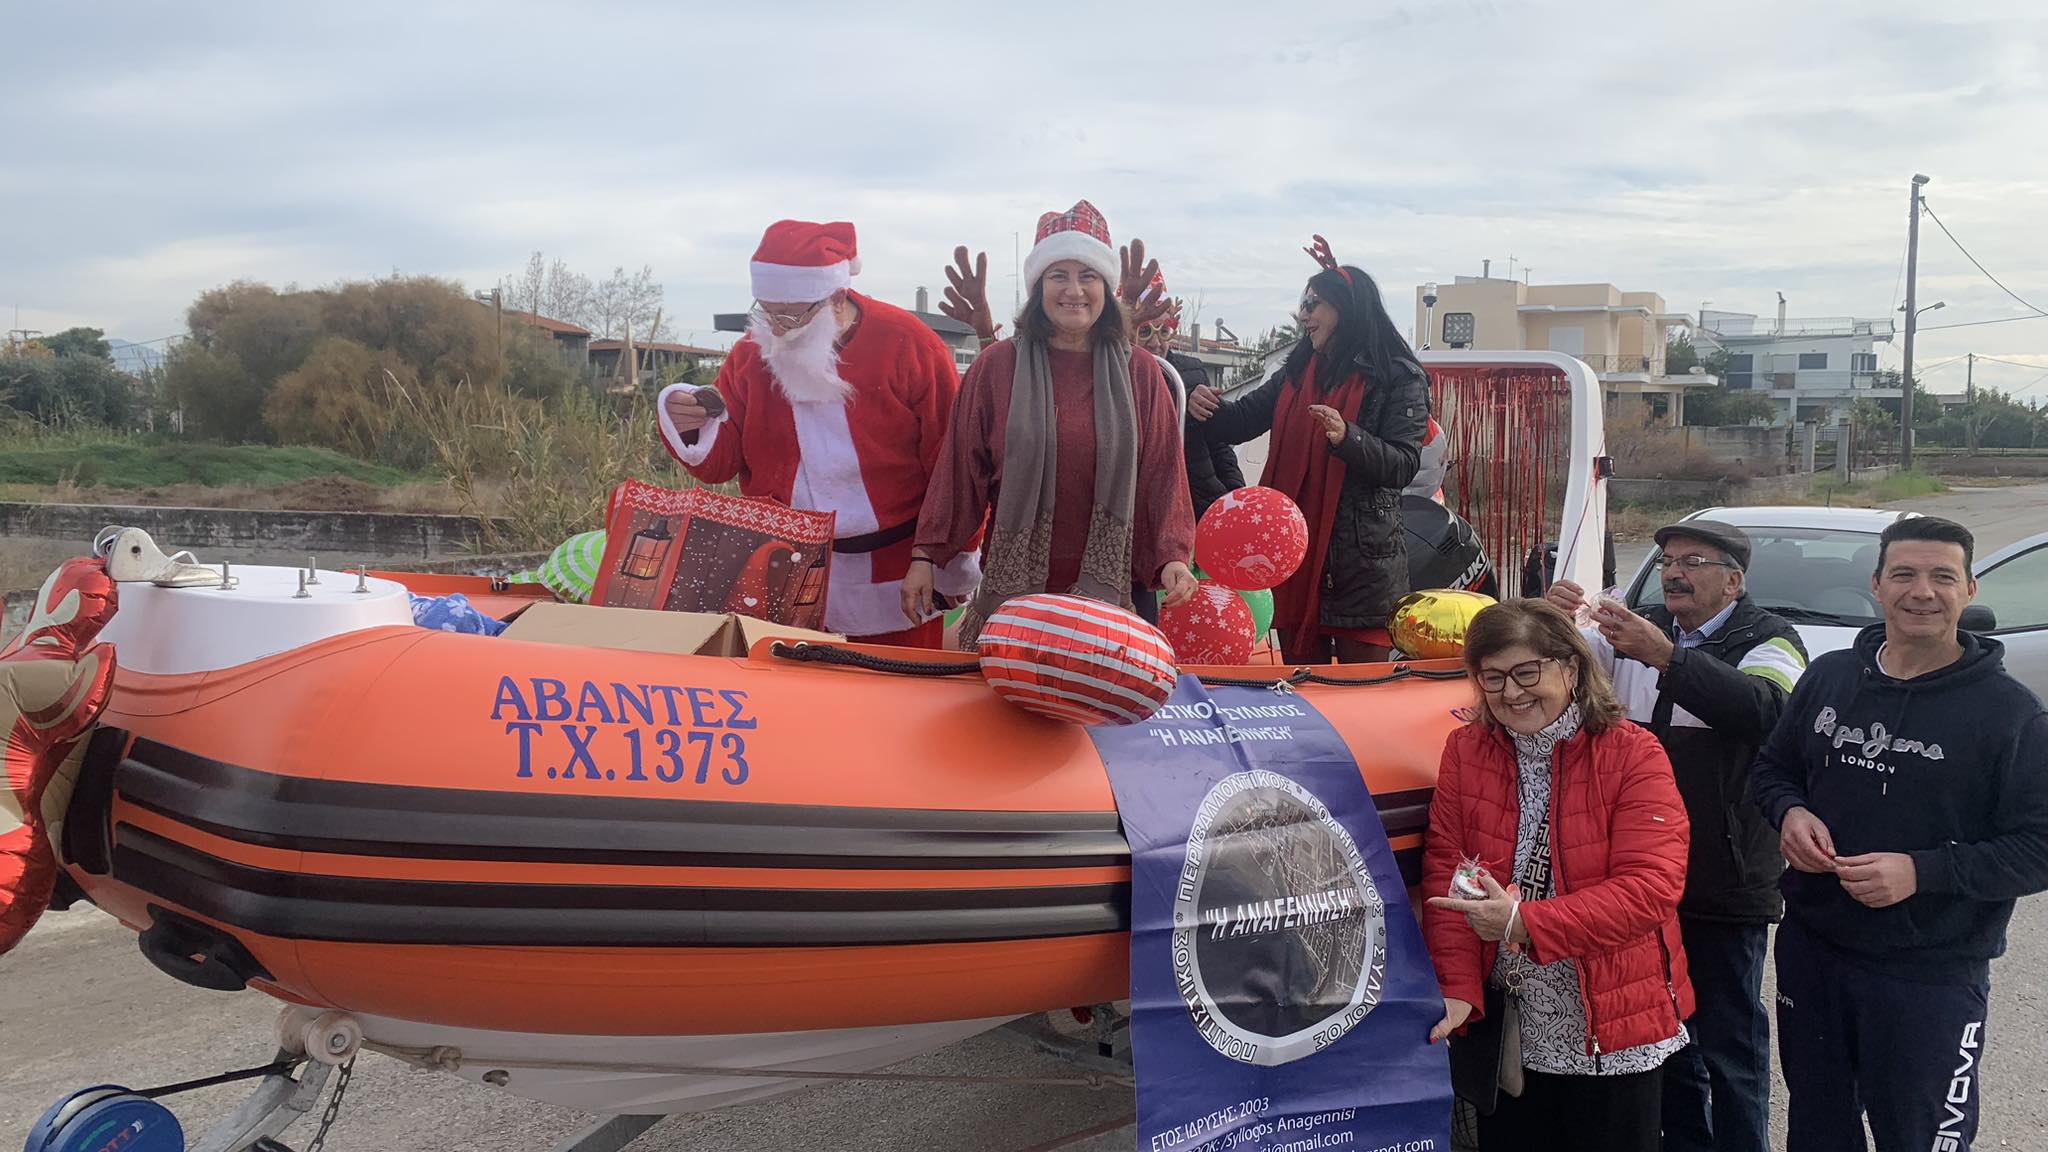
top-left (1172, 770), bottom-right (1388, 1066)
top-left (1813, 706), bottom-right (1945, 784)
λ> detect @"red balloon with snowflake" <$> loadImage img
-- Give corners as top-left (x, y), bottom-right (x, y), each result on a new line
top-left (1159, 580), bottom-right (1259, 665)
top-left (1193, 487), bottom-right (1309, 592)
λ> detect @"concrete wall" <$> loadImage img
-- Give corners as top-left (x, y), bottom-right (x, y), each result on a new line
top-left (0, 502), bottom-right (512, 558)
top-left (1611, 471), bottom-right (1812, 506)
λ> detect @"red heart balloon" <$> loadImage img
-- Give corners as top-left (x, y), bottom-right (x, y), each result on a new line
top-left (1194, 486), bottom-right (1309, 592)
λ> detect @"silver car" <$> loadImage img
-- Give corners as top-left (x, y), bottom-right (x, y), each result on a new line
top-left (1620, 506), bottom-right (2048, 697)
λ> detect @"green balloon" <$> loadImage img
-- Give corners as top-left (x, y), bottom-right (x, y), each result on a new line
top-left (1239, 587), bottom-right (1274, 639)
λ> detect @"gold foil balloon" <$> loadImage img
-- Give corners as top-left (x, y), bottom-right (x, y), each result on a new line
top-left (1390, 589), bottom-right (1497, 659)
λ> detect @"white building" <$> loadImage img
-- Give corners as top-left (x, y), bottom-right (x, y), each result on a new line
top-left (1696, 297), bottom-right (1896, 425)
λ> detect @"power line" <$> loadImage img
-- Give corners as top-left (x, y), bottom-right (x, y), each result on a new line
top-left (1888, 230), bottom-right (1910, 319)
top-left (1920, 313), bottom-right (2048, 333)
top-left (1920, 200), bottom-right (2048, 319)
top-left (1915, 353), bottom-right (1970, 376)
top-left (1969, 354), bottom-right (2048, 372)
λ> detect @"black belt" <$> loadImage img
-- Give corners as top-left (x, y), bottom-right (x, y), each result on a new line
top-left (833, 520), bottom-right (917, 555)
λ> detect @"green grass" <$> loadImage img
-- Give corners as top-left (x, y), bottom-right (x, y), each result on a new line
top-left (0, 430), bottom-right (414, 490)
top-left (1810, 469), bottom-right (1948, 506)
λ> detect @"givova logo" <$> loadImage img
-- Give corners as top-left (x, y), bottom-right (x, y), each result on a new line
top-left (1931, 1020), bottom-right (1982, 1152)
top-left (1172, 770), bottom-right (1387, 1066)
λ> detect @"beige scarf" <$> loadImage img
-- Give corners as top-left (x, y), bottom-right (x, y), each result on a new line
top-left (959, 340), bottom-right (1140, 646)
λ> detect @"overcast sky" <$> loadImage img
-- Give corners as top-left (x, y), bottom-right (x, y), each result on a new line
top-left (5, 1), bottom-right (2046, 398)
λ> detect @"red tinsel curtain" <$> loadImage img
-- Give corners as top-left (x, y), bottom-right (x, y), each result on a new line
top-left (1427, 367), bottom-right (1573, 591)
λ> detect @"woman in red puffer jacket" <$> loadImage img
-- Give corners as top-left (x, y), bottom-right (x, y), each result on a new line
top-left (1423, 599), bottom-right (1693, 1152)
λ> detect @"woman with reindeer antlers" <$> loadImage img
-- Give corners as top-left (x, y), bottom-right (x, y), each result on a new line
top-left (1190, 237), bottom-right (1430, 664)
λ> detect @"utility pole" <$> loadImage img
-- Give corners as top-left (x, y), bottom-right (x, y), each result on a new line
top-left (1901, 173), bottom-right (1930, 471)
top-left (1965, 352), bottom-right (1977, 455)
top-left (492, 287), bottom-right (503, 383)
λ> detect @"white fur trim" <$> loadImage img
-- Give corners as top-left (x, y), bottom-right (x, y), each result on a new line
top-left (750, 260), bottom-right (854, 304)
top-left (934, 550), bottom-right (980, 598)
top-left (823, 550), bottom-right (923, 636)
top-left (1023, 230), bottom-right (1118, 296)
top-left (657, 383), bottom-right (725, 467)
top-left (786, 398), bottom-right (879, 537)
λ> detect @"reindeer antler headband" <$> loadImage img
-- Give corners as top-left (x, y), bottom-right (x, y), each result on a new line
top-left (1304, 234), bottom-right (1353, 285)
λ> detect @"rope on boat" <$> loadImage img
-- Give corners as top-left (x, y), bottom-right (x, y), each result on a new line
top-left (1197, 665), bottom-right (1468, 690)
top-left (1194, 668), bottom-right (1313, 689)
top-left (1303, 665), bottom-right (1469, 686)
top-left (363, 1041), bottom-right (1134, 1091)
top-left (768, 641), bottom-right (1467, 689)
top-left (768, 641), bottom-right (984, 677)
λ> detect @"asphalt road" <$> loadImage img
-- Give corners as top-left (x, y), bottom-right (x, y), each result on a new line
top-left (4, 482), bottom-right (2045, 1152)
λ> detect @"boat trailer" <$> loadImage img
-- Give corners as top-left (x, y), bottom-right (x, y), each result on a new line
top-left (26, 1006), bottom-right (1138, 1152)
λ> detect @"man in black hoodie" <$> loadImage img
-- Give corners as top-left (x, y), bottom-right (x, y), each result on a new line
top-left (1750, 515), bottom-right (2048, 1152)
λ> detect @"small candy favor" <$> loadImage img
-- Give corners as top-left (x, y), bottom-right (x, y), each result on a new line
top-left (1449, 855), bottom-right (1490, 900)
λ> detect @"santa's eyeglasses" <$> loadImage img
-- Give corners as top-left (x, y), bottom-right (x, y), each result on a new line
top-left (751, 299), bottom-right (826, 333)
top-left (1135, 322), bottom-right (1173, 343)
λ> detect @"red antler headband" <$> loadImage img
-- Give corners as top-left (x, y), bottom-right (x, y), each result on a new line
top-left (1304, 234), bottom-right (1353, 285)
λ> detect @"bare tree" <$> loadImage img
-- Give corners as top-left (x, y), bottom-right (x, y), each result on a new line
top-left (503, 252), bottom-right (547, 320)
top-left (500, 253), bottom-right (596, 330)
top-left (589, 264), bottom-right (668, 342)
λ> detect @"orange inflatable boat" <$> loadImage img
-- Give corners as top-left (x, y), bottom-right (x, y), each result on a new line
top-left (58, 561), bottom-right (1469, 1109)
top-left (50, 351), bottom-right (1613, 1116)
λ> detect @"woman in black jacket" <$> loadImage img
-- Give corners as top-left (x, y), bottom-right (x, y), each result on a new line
top-left (1194, 245), bottom-right (1428, 663)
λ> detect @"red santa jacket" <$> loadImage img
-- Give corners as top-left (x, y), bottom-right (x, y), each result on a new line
top-left (1422, 719), bottom-right (1695, 1057)
top-left (658, 294), bottom-right (978, 636)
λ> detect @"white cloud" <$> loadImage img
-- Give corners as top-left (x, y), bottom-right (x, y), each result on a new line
top-left (4, 0), bottom-right (2047, 396)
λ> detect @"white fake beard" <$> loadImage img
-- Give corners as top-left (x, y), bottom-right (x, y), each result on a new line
top-left (750, 306), bottom-right (853, 405)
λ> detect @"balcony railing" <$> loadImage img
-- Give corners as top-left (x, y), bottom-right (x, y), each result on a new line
top-left (1701, 316), bottom-right (1897, 341)
top-left (1731, 371), bottom-right (1899, 396)
top-left (1574, 354), bottom-right (1656, 375)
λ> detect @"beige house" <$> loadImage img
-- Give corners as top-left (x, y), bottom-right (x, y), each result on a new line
top-left (1413, 276), bottom-right (1709, 425)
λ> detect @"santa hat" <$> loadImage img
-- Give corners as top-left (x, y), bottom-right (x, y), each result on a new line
top-left (1022, 200), bottom-right (1118, 293)
top-left (750, 220), bottom-right (861, 304)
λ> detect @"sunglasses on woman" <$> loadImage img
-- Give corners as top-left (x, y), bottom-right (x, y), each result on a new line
top-left (1475, 657), bottom-right (1559, 694)
top-left (1298, 292), bottom-right (1324, 316)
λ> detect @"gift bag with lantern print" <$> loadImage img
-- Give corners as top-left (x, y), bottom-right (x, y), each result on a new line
top-left (589, 479), bottom-right (835, 630)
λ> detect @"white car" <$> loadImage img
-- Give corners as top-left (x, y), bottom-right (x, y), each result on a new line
top-left (1619, 505), bottom-right (2048, 697)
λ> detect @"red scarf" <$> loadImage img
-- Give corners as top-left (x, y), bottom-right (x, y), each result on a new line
top-left (1260, 357), bottom-right (1366, 657)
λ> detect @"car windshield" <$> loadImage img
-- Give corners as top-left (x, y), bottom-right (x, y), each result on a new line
top-left (1630, 527), bottom-right (1884, 626)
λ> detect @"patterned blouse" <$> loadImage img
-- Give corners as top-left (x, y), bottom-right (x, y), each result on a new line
top-left (1491, 704), bottom-right (1687, 1076)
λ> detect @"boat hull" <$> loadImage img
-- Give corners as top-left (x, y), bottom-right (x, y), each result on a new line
top-left (62, 623), bottom-right (1461, 1038)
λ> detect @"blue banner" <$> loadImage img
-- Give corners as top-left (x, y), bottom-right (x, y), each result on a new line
top-left (1091, 677), bottom-right (1452, 1152)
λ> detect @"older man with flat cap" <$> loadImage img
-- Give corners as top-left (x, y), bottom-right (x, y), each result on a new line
top-left (1548, 519), bottom-right (1808, 1152)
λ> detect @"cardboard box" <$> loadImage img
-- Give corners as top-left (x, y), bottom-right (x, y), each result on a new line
top-left (500, 602), bottom-right (843, 658)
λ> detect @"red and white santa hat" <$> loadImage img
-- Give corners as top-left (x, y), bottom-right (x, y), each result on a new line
top-left (750, 220), bottom-right (861, 304)
top-left (1023, 200), bottom-right (1118, 292)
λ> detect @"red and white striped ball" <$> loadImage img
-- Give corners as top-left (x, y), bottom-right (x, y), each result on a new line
top-left (1159, 579), bottom-right (1258, 665)
top-left (977, 594), bottom-right (1178, 726)
top-left (1194, 486), bottom-right (1309, 592)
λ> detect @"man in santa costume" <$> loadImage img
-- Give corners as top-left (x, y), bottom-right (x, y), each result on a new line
top-left (658, 219), bottom-right (978, 646)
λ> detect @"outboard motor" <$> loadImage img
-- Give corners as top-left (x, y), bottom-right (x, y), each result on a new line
top-left (1401, 495), bottom-right (1497, 599)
